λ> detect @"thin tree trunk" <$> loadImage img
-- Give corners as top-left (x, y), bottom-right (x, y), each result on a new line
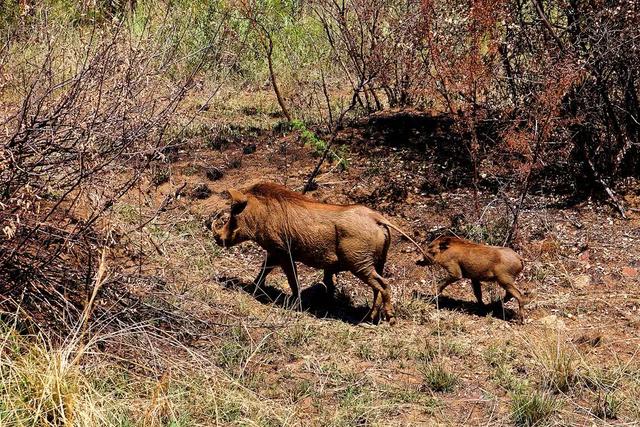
top-left (499, 42), bottom-right (518, 107)
top-left (506, 119), bottom-right (544, 245)
top-left (531, 0), bottom-right (565, 52)
top-left (264, 34), bottom-right (291, 122)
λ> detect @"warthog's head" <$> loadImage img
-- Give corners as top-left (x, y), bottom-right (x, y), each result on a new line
top-left (213, 188), bottom-right (251, 248)
top-left (415, 237), bottom-right (450, 266)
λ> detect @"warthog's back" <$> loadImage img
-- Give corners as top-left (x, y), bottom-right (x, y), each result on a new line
top-left (496, 247), bottom-right (524, 275)
top-left (246, 183), bottom-right (388, 270)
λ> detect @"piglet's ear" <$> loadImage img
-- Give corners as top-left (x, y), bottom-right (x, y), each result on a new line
top-left (227, 188), bottom-right (248, 213)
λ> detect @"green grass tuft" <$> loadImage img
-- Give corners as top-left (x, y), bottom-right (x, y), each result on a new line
top-left (420, 364), bottom-right (457, 393)
top-left (510, 389), bottom-right (558, 427)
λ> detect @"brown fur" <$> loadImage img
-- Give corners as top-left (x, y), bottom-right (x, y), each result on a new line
top-left (416, 236), bottom-right (530, 322)
top-left (213, 182), bottom-right (425, 325)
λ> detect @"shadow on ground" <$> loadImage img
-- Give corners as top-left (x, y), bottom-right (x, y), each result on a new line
top-left (413, 291), bottom-right (518, 322)
top-left (216, 276), bottom-right (372, 325)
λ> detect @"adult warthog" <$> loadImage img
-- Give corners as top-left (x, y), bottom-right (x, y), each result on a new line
top-left (213, 182), bottom-right (426, 325)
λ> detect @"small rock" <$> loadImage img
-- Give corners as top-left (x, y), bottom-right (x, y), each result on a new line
top-left (227, 157), bottom-right (242, 169)
top-left (573, 333), bottom-right (603, 347)
top-left (243, 144), bottom-right (257, 155)
top-left (622, 267), bottom-right (638, 278)
top-left (539, 314), bottom-right (566, 330)
top-left (191, 183), bottom-right (212, 199)
top-left (205, 167), bottom-right (224, 181)
top-left (573, 274), bottom-right (591, 288)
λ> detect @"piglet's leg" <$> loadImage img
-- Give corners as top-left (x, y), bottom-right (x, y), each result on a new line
top-left (502, 291), bottom-right (514, 304)
top-left (435, 277), bottom-right (458, 302)
top-left (437, 262), bottom-right (462, 297)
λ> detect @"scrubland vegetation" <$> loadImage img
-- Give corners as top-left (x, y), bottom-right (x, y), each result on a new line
top-left (1, 1), bottom-right (639, 425)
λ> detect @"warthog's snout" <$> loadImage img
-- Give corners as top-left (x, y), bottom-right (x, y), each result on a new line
top-left (213, 233), bottom-right (227, 248)
top-left (415, 255), bottom-right (431, 267)
top-left (207, 213), bottom-right (229, 247)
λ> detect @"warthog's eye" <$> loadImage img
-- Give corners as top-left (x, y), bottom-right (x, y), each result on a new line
top-left (226, 213), bottom-right (239, 230)
top-left (230, 203), bottom-right (245, 215)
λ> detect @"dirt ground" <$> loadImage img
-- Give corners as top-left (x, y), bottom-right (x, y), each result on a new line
top-left (103, 96), bottom-right (640, 426)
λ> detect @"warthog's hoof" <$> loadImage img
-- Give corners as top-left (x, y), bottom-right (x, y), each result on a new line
top-left (367, 314), bottom-right (381, 325)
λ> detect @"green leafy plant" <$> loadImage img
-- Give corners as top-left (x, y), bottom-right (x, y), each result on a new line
top-left (290, 120), bottom-right (348, 169)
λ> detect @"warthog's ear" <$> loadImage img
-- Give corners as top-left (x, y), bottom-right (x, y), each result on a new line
top-left (227, 188), bottom-right (248, 213)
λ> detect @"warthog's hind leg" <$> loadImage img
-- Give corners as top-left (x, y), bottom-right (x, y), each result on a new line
top-left (356, 268), bottom-right (395, 325)
top-left (367, 289), bottom-right (383, 323)
top-left (471, 279), bottom-right (484, 306)
top-left (496, 275), bottom-right (528, 323)
top-left (323, 269), bottom-right (336, 297)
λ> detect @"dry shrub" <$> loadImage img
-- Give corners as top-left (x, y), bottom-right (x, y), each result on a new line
top-left (0, 7), bottom-right (210, 325)
top-left (298, 0), bottom-right (640, 214)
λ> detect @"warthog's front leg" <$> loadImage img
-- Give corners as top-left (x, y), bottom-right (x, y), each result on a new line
top-left (253, 253), bottom-right (278, 288)
top-left (323, 269), bottom-right (336, 296)
top-left (281, 258), bottom-right (300, 302)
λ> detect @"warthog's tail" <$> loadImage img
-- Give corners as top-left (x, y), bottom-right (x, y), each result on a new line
top-left (372, 213), bottom-right (429, 260)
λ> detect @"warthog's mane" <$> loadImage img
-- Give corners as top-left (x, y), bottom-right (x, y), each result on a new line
top-left (245, 182), bottom-right (343, 210)
top-left (433, 236), bottom-right (473, 252)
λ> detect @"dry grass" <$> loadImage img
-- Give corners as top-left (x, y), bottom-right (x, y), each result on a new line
top-left (0, 322), bottom-right (114, 425)
top-left (0, 314), bottom-right (298, 426)
top-left (528, 331), bottom-right (578, 393)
